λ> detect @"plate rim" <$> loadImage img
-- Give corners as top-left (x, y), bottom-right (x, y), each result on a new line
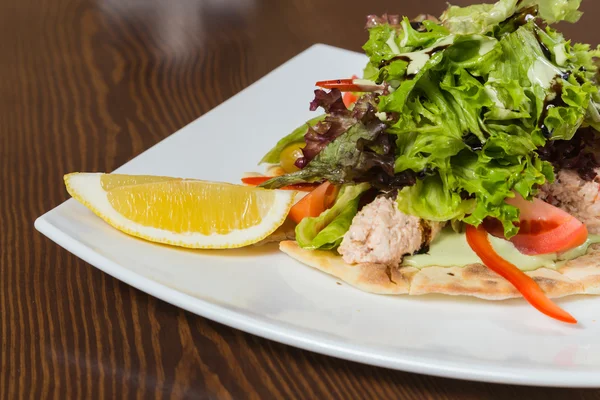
top-left (34, 213), bottom-right (600, 388)
top-left (35, 44), bottom-right (600, 388)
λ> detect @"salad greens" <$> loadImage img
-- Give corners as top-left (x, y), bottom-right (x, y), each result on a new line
top-left (364, 1), bottom-right (600, 237)
top-left (260, 0), bottom-right (600, 248)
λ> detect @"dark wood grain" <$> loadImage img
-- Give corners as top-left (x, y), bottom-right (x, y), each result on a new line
top-left (3, 0), bottom-right (600, 398)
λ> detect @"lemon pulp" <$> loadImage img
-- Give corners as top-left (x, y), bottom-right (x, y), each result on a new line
top-left (65, 173), bottom-right (295, 248)
top-left (106, 180), bottom-right (276, 234)
top-left (100, 174), bottom-right (177, 190)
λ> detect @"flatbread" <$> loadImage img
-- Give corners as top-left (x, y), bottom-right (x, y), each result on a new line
top-left (279, 242), bottom-right (419, 294)
top-left (279, 241), bottom-right (600, 299)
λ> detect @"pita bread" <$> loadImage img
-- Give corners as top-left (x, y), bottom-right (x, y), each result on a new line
top-left (279, 241), bottom-right (600, 299)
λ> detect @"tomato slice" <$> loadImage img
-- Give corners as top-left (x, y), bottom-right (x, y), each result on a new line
top-left (483, 194), bottom-right (588, 255)
top-left (340, 75), bottom-right (360, 107)
top-left (466, 225), bottom-right (577, 324)
top-left (241, 176), bottom-right (317, 192)
top-left (343, 92), bottom-right (359, 108)
top-left (288, 182), bottom-right (338, 223)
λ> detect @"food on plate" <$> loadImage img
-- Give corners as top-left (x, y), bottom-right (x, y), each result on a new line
top-left (64, 173), bottom-right (295, 249)
top-left (64, 0), bottom-right (600, 323)
top-left (257, 0), bottom-right (600, 323)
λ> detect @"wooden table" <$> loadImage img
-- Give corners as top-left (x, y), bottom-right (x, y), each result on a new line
top-left (4, 0), bottom-right (600, 398)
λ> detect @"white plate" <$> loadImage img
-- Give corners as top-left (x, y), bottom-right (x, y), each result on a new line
top-left (35, 44), bottom-right (600, 388)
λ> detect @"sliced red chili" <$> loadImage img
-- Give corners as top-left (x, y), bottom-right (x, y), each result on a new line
top-left (315, 78), bottom-right (384, 92)
top-left (466, 224), bottom-right (577, 324)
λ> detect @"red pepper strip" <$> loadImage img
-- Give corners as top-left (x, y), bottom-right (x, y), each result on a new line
top-left (315, 78), bottom-right (384, 92)
top-left (465, 224), bottom-right (577, 324)
top-left (241, 176), bottom-right (317, 192)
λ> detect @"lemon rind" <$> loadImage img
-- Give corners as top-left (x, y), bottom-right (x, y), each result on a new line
top-left (65, 173), bottom-right (296, 249)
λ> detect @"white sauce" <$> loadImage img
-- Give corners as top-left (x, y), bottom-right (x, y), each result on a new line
top-left (400, 28), bottom-right (408, 47)
top-left (353, 78), bottom-right (378, 87)
top-left (386, 31), bottom-right (401, 55)
top-left (401, 35), bottom-right (456, 76)
top-left (493, 109), bottom-right (514, 119)
top-left (406, 53), bottom-right (431, 75)
top-left (484, 85), bottom-right (504, 108)
top-left (527, 58), bottom-right (564, 89)
top-left (375, 112), bottom-right (388, 121)
top-left (403, 228), bottom-right (600, 271)
top-left (478, 37), bottom-right (498, 56)
top-left (553, 44), bottom-right (568, 66)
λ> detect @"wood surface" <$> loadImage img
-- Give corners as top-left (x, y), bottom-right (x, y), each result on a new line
top-left (3, 0), bottom-right (600, 398)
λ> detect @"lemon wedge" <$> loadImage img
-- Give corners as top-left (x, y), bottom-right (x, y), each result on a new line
top-left (64, 173), bottom-right (296, 249)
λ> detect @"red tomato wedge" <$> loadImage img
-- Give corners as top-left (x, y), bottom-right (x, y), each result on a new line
top-left (341, 75), bottom-right (360, 107)
top-left (466, 225), bottom-right (577, 324)
top-left (343, 92), bottom-right (359, 108)
top-left (241, 176), bottom-right (317, 192)
top-left (483, 194), bottom-right (588, 255)
top-left (288, 182), bottom-right (338, 224)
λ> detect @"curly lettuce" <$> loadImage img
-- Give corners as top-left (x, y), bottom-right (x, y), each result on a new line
top-left (259, 0), bottom-right (600, 243)
top-left (441, 0), bottom-right (582, 35)
top-left (363, 1), bottom-right (600, 237)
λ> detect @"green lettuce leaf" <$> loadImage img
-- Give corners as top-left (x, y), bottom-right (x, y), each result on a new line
top-left (441, 0), bottom-right (518, 35)
top-left (396, 174), bottom-right (474, 221)
top-left (260, 115), bottom-right (325, 164)
top-left (455, 152), bottom-right (553, 237)
top-left (392, 74), bottom-right (468, 173)
top-left (445, 35), bottom-right (500, 75)
top-left (295, 183), bottom-right (370, 250)
top-left (399, 17), bottom-right (448, 48)
top-left (519, 0), bottom-right (583, 24)
top-left (483, 78), bottom-right (531, 121)
top-left (544, 75), bottom-right (596, 140)
top-left (441, 0), bottom-right (582, 35)
top-left (363, 24), bottom-right (404, 67)
top-left (378, 51), bottom-right (445, 113)
top-left (363, 18), bottom-right (450, 85)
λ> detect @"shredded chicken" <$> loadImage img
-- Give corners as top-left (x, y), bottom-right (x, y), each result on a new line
top-left (338, 196), bottom-right (442, 266)
top-left (538, 169), bottom-right (600, 234)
